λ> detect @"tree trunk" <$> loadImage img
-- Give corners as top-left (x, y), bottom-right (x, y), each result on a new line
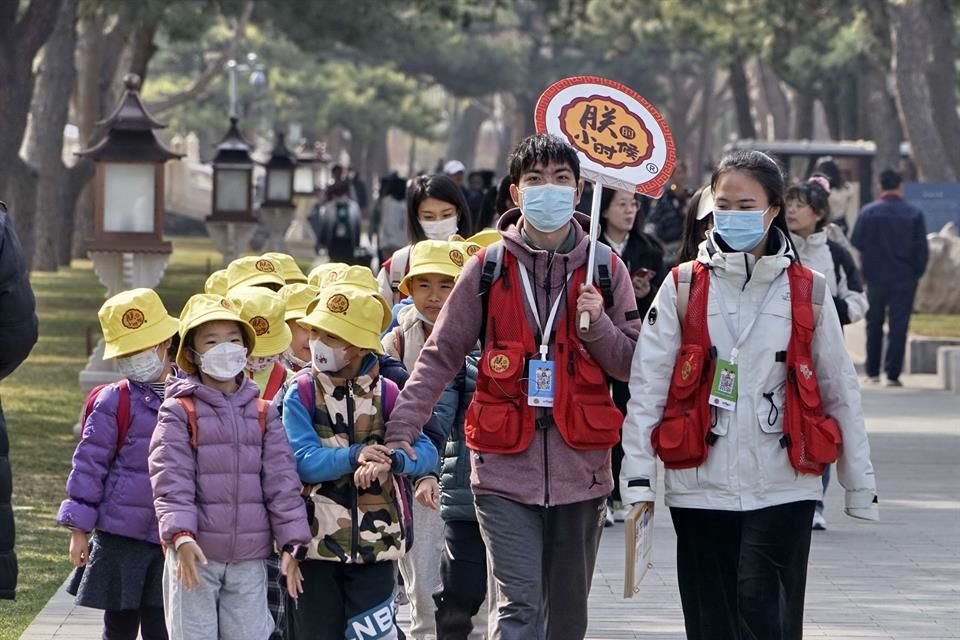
top-left (889, 0), bottom-right (957, 181)
top-left (7, 159), bottom-right (39, 270)
top-left (692, 64), bottom-right (717, 183)
top-left (446, 99), bottom-right (490, 170)
top-left (793, 90), bottom-right (815, 139)
top-left (30, 0), bottom-right (78, 272)
top-left (757, 60), bottom-right (791, 139)
top-left (924, 0), bottom-right (960, 177)
top-left (366, 129), bottom-right (389, 187)
top-left (728, 58), bottom-right (757, 140)
top-left (863, 63), bottom-right (902, 177)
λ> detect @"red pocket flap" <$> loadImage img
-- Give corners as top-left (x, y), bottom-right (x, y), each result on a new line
top-left (476, 403), bottom-right (512, 433)
top-left (670, 344), bottom-right (705, 400)
top-left (578, 402), bottom-right (624, 432)
top-left (792, 356), bottom-right (821, 408)
top-left (657, 416), bottom-right (686, 449)
top-left (482, 346), bottom-right (524, 380)
top-left (816, 416), bottom-right (842, 445)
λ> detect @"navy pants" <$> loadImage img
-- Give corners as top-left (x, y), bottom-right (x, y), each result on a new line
top-left (865, 280), bottom-right (917, 381)
top-left (434, 520), bottom-right (488, 640)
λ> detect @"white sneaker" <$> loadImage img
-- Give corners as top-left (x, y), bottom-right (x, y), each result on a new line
top-left (812, 511), bottom-right (827, 531)
top-left (604, 505), bottom-right (615, 527)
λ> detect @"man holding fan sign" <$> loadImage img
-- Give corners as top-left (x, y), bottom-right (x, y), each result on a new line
top-left (385, 76), bottom-right (675, 639)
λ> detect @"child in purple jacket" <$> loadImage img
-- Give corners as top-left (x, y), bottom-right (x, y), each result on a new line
top-left (149, 294), bottom-right (310, 640)
top-left (58, 288), bottom-right (180, 640)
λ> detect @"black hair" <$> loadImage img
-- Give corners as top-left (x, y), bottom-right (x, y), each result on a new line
top-left (815, 158), bottom-right (845, 189)
top-left (327, 180), bottom-right (350, 199)
top-left (380, 173), bottom-right (407, 201)
top-left (475, 185), bottom-right (499, 231)
top-left (507, 134), bottom-right (581, 185)
top-left (183, 322), bottom-right (252, 369)
top-left (598, 187), bottom-right (643, 236)
top-left (494, 174), bottom-right (515, 216)
top-left (405, 174), bottom-right (473, 243)
top-left (786, 180), bottom-right (832, 231)
top-left (879, 168), bottom-right (902, 191)
top-left (678, 185), bottom-right (713, 263)
top-left (711, 149), bottom-right (791, 245)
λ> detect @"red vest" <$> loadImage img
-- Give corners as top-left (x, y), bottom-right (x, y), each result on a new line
top-left (653, 261), bottom-right (841, 475)
top-left (465, 250), bottom-right (623, 454)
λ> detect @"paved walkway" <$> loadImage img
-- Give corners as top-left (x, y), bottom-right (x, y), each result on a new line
top-left (19, 324), bottom-right (960, 639)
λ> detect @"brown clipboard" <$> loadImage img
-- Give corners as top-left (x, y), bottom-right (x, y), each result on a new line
top-left (623, 502), bottom-right (654, 598)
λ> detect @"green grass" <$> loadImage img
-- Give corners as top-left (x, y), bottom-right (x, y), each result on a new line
top-left (911, 314), bottom-right (960, 338)
top-left (0, 237), bottom-right (219, 639)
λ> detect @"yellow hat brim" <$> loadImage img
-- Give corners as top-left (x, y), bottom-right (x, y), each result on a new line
top-left (305, 295), bottom-right (392, 333)
top-left (250, 323), bottom-right (293, 358)
top-left (176, 312), bottom-right (257, 374)
top-left (103, 315), bottom-right (180, 360)
top-left (297, 312), bottom-right (385, 355)
top-left (228, 273), bottom-right (285, 292)
top-left (398, 264), bottom-right (461, 297)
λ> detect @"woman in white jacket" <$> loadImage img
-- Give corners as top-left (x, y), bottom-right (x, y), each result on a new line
top-left (620, 150), bottom-right (878, 640)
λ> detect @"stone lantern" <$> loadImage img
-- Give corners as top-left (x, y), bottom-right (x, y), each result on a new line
top-left (259, 132), bottom-right (297, 252)
top-left (285, 142), bottom-right (329, 259)
top-left (75, 73), bottom-right (182, 391)
top-left (206, 116), bottom-right (258, 264)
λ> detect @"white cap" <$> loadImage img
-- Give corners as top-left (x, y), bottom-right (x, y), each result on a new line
top-left (444, 160), bottom-right (466, 175)
top-left (695, 186), bottom-right (714, 221)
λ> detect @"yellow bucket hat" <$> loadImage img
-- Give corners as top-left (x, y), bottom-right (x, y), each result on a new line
top-left (228, 289), bottom-right (293, 358)
top-left (99, 288), bottom-right (179, 360)
top-left (226, 255), bottom-right (285, 292)
top-left (278, 283), bottom-right (321, 321)
top-left (176, 294), bottom-right (257, 374)
top-left (307, 262), bottom-right (349, 289)
top-left (398, 240), bottom-right (468, 296)
top-left (466, 229), bottom-right (501, 248)
top-left (261, 252), bottom-right (308, 284)
top-left (298, 285), bottom-right (386, 354)
top-left (204, 269), bottom-right (229, 296)
top-left (305, 266), bottom-right (390, 330)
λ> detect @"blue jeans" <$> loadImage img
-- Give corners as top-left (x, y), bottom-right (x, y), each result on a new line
top-left (815, 465), bottom-right (831, 514)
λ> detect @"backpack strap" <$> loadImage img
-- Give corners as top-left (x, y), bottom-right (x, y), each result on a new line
top-left (114, 380), bottom-right (131, 457)
top-left (296, 371), bottom-right (315, 416)
top-left (392, 326), bottom-right (405, 363)
top-left (262, 363), bottom-right (287, 402)
top-left (811, 270), bottom-right (826, 327)
top-left (593, 242), bottom-right (615, 308)
top-left (177, 397), bottom-right (200, 448)
top-left (477, 242), bottom-right (505, 297)
top-left (674, 261), bottom-right (695, 326)
top-left (389, 246), bottom-right (412, 295)
top-left (381, 377), bottom-right (399, 418)
top-left (255, 398), bottom-right (269, 434)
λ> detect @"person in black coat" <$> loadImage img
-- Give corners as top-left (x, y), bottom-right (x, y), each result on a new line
top-left (597, 188), bottom-right (664, 523)
top-left (0, 202), bottom-right (39, 599)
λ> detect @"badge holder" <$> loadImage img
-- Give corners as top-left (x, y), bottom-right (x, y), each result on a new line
top-left (708, 348), bottom-right (739, 411)
top-left (528, 345), bottom-right (555, 408)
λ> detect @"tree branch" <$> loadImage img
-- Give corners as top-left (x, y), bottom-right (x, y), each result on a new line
top-left (16, 0), bottom-right (66, 61)
top-left (147, 0), bottom-right (254, 116)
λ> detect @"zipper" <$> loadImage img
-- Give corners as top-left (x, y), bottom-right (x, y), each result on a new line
top-left (231, 398), bottom-right (240, 558)
top-left (542, 427), bottom-right (550, 508)
top-left (346, 382), bottom-right (359, 562)
top-left (742, 253), bottom-right (752, 291)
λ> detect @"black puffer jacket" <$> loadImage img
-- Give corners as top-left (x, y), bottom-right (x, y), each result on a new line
top-left (438, 352), bottom-right (478, 523)
top-left (0, 203), bottom-right (39, 599)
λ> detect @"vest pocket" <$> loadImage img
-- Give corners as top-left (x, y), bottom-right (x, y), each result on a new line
top-left (653, 411), bottom-right (706, 467)
top-left (802, 414), bottom-right (842, 464)
top-left (566, 400), bottom-right (622, 449)
top-left (464, 401), bottom-right (524, 454)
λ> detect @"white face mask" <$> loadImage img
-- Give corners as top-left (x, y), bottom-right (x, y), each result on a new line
top-left (310, 338), bottom-right (350, 373)
top-left (196, 342), bottom-right (248, 382)
top-left (247, 354), bottom-right (280, 374)
top-left (415, 310), bottom-right (436, 326)
top-left (420, 216), bottom-right (459, 241)
top-left (116, 347), bottom-right (165, 383)
top-left (281, 347), bottom-right (310, 372)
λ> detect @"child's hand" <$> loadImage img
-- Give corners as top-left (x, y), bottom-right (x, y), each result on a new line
top-left (354, 461), bottom-right (390, 490)
top-left (176, 541), bottom-right (208, 591)
top-left (415, 476), bottom-right (440, 510)
top-left (69, 530), bottom-right (89, 567)
top-left (281, 551), bottom-right (304, 600)
top-left (358, 444), bottom-right (392, 466)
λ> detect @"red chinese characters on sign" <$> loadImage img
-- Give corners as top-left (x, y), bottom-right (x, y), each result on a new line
top-left (559, 95), bottom-right (654, 170)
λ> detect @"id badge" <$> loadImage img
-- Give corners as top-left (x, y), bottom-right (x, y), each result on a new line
top-left (708, 359), bottom-right (738, 411)
top-left (527, 359), bottom-right (556, 407)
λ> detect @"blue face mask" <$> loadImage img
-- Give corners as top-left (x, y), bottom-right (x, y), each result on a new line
top-left (520, 184), bottom-right (576, 233)
top-left (713, 209), bottom-right (771, 252)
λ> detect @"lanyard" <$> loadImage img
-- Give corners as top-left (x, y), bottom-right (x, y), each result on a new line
top-left (518, 266), bottom-right (572, 360)
top-left (710, 271), bottom-right (784, 364)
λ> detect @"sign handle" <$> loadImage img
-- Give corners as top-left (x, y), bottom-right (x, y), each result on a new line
top-left (579, 180), bottom-right (604, 333)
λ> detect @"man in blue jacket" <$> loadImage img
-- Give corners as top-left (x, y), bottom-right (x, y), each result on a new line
top-left (851, 169), bottom-right (929, 386)
top-left (0, 202), bottom-right (39, 599)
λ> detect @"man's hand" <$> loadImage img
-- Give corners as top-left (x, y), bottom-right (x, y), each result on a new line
top-left (358, 444), bottom-right (392, 465)
top-left (354, 461), bottom-right (391, 490)
top-left (577, 283), bottom-right (604, 323)
top-left (176, 541), bottom-right (208, 591)
top-left (281, 551), bottom-right (304, 599)
top-left (415, 476), bottom-right (440, 510)
top-left (69, 530), bottom-right (89, 567)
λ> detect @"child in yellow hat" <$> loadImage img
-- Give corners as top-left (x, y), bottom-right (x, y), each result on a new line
top-left (226, 255), bottom-right (286, 293)
top-left (151, 294), bottom-right (310, 640)
top-left (261, 252), bottom-right (308, 284)
top-left (58, 288), bottom-right (179, 639)
top-left (380, 240), bottom-right (478, 635)
top-left (278, 283), bottom-right (320, 373)
top-left (281, 285), bottom-right (439, 638)
top-left (228, 289), bottom-right (293, 401)
top-left (306, 262), bottom-right (348, 289)
top-left (204, 269), bottom-right (229, 296)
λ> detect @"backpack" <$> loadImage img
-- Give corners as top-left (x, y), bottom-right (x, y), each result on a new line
top-left (80, 380), bottom-right (132, 461)
top-left (333, 202), bottom-right (352, 241)
top-left (387, 246), bottom-right (413, 302)
top-left (175, 396), bottom-right (269, 448)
